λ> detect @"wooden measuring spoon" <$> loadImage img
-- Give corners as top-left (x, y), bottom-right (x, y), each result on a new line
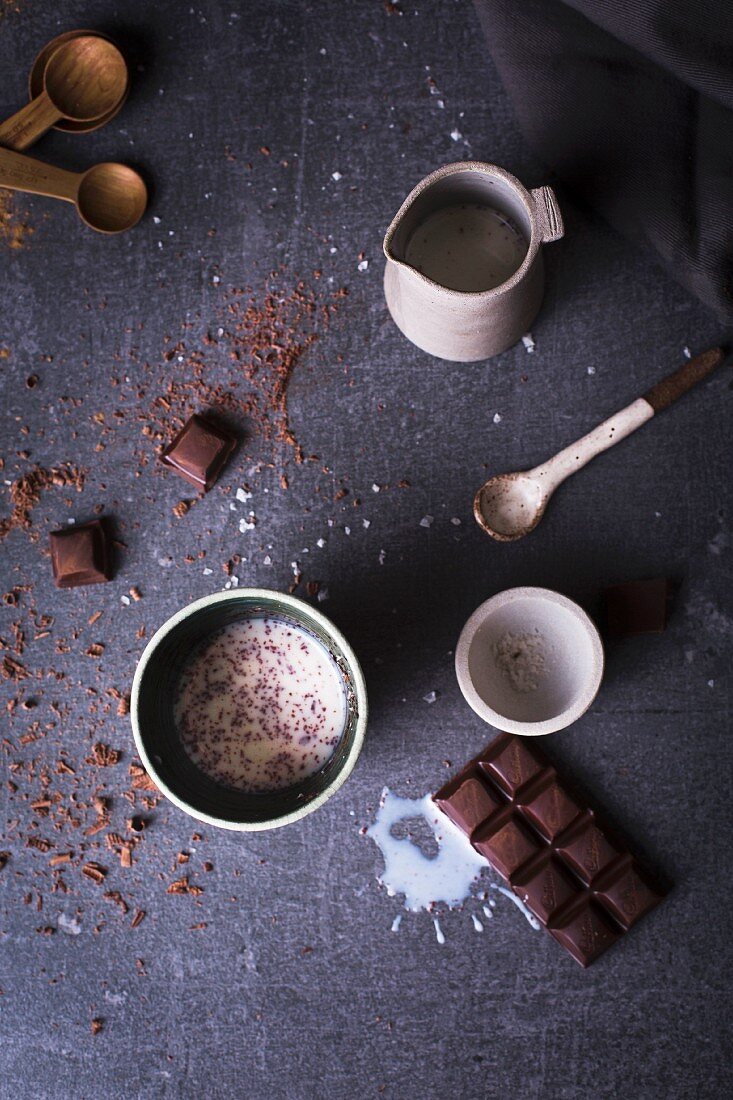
top-left (0, 36), bottom-right (128, 151)
top-left (0, 146), bottom-right (146, 233)
top-left (474, 347), bottom-right (726, 542)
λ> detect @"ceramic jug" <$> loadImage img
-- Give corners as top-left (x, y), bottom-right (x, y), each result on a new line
top-left (383, 162), bottom-right (563, 362)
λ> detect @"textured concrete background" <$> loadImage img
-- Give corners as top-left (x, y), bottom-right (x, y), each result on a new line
top-left (0, 2), bottom-right (731, 1098)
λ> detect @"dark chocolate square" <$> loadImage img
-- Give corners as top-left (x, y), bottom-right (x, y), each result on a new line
top-left (159, 414), bottom-right (236, 492)
top-left (556, 816), bottom-right (622, 884)
top-left (519, 779), bottom-right (582, 842)
top-left (50, 520), bottom-right (111, 588)
top-left (433, 773), bottom-right (502, 837)
top-left (513, 856), bottom-right (580, 925)
top-left (605, 578), bottom-right (671, 636)
top-left (549, 900), bottom-right (621, 967)
top-left (479, 734), bottom-right (545, 797)
top-left (473, 818), bottom-right (538, 879)
top-left (595, 862), bottom-right (666, 929)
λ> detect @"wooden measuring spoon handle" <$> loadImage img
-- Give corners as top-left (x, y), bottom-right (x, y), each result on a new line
top-left (643, 346), bottom-right (725, 411)
top-left (0, 94), bottom-right (61, 152)
top-left (0, 145), bottom-right (79, 203)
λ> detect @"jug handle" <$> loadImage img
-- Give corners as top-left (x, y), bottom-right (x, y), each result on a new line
top-left (531, 186), bottom-right (564, 243)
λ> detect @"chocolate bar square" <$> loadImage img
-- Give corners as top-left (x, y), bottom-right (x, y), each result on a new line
top-left (549, 900), bottom-right (621, 967)
top-left (605, 578), bottom-right (671, 636)
top-left (479, 736), bottom-right (544, 797)
top-left (434, 774), bottom-right (502, 837)
top-left (555, 816), bottom-right (623, 884)
top-left (50, 520), bottom-right (111, 588)
top-left (595, 862), bottom-right (666, 929)
top-left (474, 818), bottom-right (538, 879)
top-left (159, 414), bottom-right (236, 492)
top-left (513, 856), bottom-right (579, 925)
top-left (519, 779), bottom-right (582, 842)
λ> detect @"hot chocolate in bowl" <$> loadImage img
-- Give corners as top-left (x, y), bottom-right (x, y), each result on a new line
top-left (131, 590), bottom-right (368, 831)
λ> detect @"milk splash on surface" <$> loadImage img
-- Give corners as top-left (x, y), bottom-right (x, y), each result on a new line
top-left (366, 788), bottom-right (540, 943)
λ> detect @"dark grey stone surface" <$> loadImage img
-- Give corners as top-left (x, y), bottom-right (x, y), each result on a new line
top-left (0, 2), bottom-right (731, 1098)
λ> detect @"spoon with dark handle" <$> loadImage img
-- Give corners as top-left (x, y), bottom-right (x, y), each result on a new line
top-left (0, 36), bottom-right (127, 151)
top-left (474, 347), bottom-right (726, 542)
top-left (0, 145), bottom-right (146, 233)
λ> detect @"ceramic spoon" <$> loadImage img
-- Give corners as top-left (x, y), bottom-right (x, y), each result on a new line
top-left (0, 36), bottom-right (127, 151)
top-left (0, 145), bottom-right (147, 233)
top-left (474, 346), bottom-right (725, 541)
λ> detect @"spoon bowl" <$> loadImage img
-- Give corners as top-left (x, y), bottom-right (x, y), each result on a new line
top-left (29, 30), bottom-right (129, 136)
top-left (43, 36), bottom-right (127, 122)
top-left (474, 472), bottom-right (547, 541)
top-left (76, 163), bottom-right (147, 233)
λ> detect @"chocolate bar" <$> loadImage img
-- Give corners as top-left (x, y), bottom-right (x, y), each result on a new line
top-left (433, 732), bottom-right (667, 966)
top-left (50, 520), bottom-right (111, 588)
top-left (159, 413), bottom-right (236, 492)
top-left (605, 578), bottom-right (671, 636)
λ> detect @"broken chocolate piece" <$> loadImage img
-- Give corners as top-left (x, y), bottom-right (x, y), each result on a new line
top-left (49, 520), bottom-right (111, 589)
top-left (604, 578), bottom-right (671, 636)
top-left (159, 413), bottom-right (236, 492)
top-left (433, 732), bottom-right (668, 967)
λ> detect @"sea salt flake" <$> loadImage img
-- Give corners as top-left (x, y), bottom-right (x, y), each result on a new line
top-left (521, 332), bottom-right (535, 353)
top-left (420, 515), bottom-right (434, 528)
top-left (235, 487), bottom-right (252, 503)
top-left (238, 516), bottom-right (256, 532)
top-left (203, 567), bottom-right (213, 576)
top-left (357, 259), bottom-right (369, 272)
top-left (120, 595), bottom-right (131, 606)
top-left (451, 517), bottom-right (461, 526)
top-left (423, 690), bottom-right (438, 704)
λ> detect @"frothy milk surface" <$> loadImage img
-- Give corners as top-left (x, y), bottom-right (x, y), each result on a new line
top-left (405, 203), bottom-right (528, 292)
top-left (174, 615), bottom-right (348, 792)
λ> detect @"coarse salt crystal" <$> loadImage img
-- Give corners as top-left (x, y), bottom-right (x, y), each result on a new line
top-left (357, 259), bottom-right (369, 272)
top-left (203, 567), bottom-right (213, 575)
top-left (450, 128), bottom-right (462, 141)
top-left (238, 517), bottom-right (256, 532)
top-left (263, 555), bottom-right (272, 565)
top-left (493, 413), bottom-right (502, 424)
top-left (378, 549), bottom-right (386, 565)
top-left (521, 332), bottom-right (535, 353)
top-left (344, 526), bottom-right (351, 535)
top-left (332, 171), bottom-right (342, 181)
top-left (423, 690), bottom-right (438, 704)
top-left (316, 538), bottom-right (326, 548)
top-left (371, 483), bottom-right (381, 493)
top-left (120, 594), bottom-right (130, 606)
top-left (420, 515), bottom-right (434, 528)
top-left (235, 487), bottom-right (252, 503)
top-left (317, 586), bottom-right (329, 602)
top-left (587, 365), bottom-right (596, 375)
top-left (363, 519), bottom-right (370, 528)
top-left (451, 517), bottom-right (461, 526)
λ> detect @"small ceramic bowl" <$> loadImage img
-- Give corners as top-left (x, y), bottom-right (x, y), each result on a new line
top-left (455, 587), bottom-right (603, 736)
top-left (131, 589), bottom-right (368, 831)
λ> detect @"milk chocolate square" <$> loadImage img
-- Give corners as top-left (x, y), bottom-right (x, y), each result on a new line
top-left (50, 520), bottom-right (111, 588)
top-left (159, 414), bottom-right (236, 492)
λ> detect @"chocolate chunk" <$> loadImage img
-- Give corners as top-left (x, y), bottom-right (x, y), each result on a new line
top-left (159, 414), bottom-right (236, 492)
top-left (50, 520), bottom-right (111, 589)
top-left (433, 732), bottom-right (668, 967)
top-left (604, 578), bottom-right (671, 636)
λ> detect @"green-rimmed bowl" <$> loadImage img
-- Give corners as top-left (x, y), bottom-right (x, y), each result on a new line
top-left (130, 589), bottom-right (368, 831)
